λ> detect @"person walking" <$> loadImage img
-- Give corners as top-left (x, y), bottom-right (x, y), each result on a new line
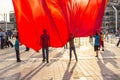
top-left (116, 28), bottom-right (120, 47)
top-left (64, 43), bottom-right (68, 49)
top-left (116, 38), bottom-right (120, 47)
top-left (40, 29), bottom-right (50, 63)
top-left (100, 32), bottom-right (104, 51)
top-left (105, 31), bottom-right (108, 42)
top-left (14, 36), bottom-right (21, 62)
top-left (89, 35), bottom-right (93, 45)
top-left (69, 33), bottom-right (78, 62)
top-left (0, 30), bottom-right (6, 49)
top-left (94, 32), bottom-right (100, 57)
top-left (0, 29), bottom-right (3, 49)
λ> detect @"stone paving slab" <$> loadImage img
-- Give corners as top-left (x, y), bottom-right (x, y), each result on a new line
top-left (0, 58), bottom-right (120, 80)
top-left (0, 37), bottom-right (120, 80)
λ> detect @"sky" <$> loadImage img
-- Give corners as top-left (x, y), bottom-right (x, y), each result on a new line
top-left (0, 0), bottom-right (14, 21)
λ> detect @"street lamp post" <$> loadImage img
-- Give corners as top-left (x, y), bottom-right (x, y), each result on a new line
top-left (5, 13), bottom-right (7, 32)
top-left (112, 5), bottom-right (118, 33)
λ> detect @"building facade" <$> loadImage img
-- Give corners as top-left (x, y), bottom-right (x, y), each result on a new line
top-left (0, 12), bottom-right (16, 32)
top-left (0, 22), bottom-right (14, 31)
top-left (9, 11), bottom-right (17, 30)
top-left (102, 0), bottom-right (120, 33)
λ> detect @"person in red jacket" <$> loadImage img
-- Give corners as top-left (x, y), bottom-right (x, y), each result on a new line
top-left (40, 29), bottom-right (50, 63)
top-left (100, 32), bottom-right (104, 51)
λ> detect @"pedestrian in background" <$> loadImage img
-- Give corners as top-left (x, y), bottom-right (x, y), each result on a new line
top-left (116, 28), bottom-right (120, 47)
top-left (40, 29), bottom-right (50, 63)
top-left (69, 33), bottom-right (78, 61)
top-left (105, 31), bottom-right (108, 42)
top-left (89, 35), bottom-right (93, 45)
top-left (64, 43), bottom-right (68, 49)
top-left (100, 32), bottom-right (104, 51)
top-left (14, 36), bottom-right (21, 62)
top-left (0, 29), bottom-right (5, 49)
top-left (0, 28), bottom-right (3, 49)
top-left (94, 32), bottom-right (100, 57)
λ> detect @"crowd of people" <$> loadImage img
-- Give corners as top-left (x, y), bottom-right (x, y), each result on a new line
top-left (0, 28), bottom-right (13, 49)
top-left (90, 28), bottom-right (120, 57)
top-left (1, 28), bottom-right (120, 63)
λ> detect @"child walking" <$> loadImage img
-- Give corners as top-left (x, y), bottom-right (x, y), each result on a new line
top-left (94, 32), bottom-right (100, 57)
top-left (15, 36), bottom-right (21, 62)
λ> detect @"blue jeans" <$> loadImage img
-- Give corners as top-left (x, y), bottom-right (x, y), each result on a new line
top-left (15, 49), bottom-right (21, 62)
top-left (70, 46), bottom-right (78, 61)
top-left (42, 47), bottom-right (49, 62)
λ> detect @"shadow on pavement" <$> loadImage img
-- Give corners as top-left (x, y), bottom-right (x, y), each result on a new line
top-left (1, 49), bottom-right (26, 60)
top-left (62, 62), bottom-right (77, 80)
top-left (21, 62), bottom-right (46, 80)
top-left (47, 48), bottom-right (66, 66)
top-left (0, 72), bottom-right (21, 80)
top-left (0, 48), bottom-right (15, 57)
top-left (97, 58), bottom-right (120, 80)
top-left (0, 62), bottom-right (22, 76)
top-left (100, 49), bottom-right (119, 68)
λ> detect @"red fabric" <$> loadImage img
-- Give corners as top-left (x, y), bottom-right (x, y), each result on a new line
top-left (12, 0), bottom-right (108, 51)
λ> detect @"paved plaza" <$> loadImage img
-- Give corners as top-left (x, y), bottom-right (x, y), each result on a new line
top-left (0, 37), bottom-right (120, 80)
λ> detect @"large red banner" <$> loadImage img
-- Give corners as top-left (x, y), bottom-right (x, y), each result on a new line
top-left (12, 0), bottom-right (108, 51)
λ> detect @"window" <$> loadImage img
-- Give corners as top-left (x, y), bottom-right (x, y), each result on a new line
top-left (109, 0), bottom-right (113, 2)
top-left (106, 12), bottom-right (110, 16)
top-left (110, 11), bottom-right (114, 16)
top-left (118, 12), bottom-right (120, 16)
top-left (113, 0), bottom-right (118, 3)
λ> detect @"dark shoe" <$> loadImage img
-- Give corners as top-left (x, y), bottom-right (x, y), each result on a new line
top-left (42, 60), bottom-right (45, 63)
top-left (47, 61), bottom-right (49, 63)
top-left (17, 60), bottom-right (21, 62)
top-left (102, 49), bottom-right (104, 51)
top-left (95, 55), bottom-right (98, 57)
top-left (76, 59), bottom-right (78, 62)
top-left (25, 50), bottom-right (29, 51)
top-left (36, 51), bottom-right (39, 53)
top-left (69, 59), bottom-right (71, 62)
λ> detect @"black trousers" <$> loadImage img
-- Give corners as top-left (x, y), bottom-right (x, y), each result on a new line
top-left (25, 47), bottom-right (29, 51)
top-left (64, 44), bottom-right (68, 49)
top-left (15, 49), bottom-right (21, 61)
top-left (1, 39), bottom-right (4, 49)
top-left (117, 39), bottom-right (120, 46)
top-left (42, 47), bottom-right (49, 62)
top-left (69, 46), bottom-right (78, 61)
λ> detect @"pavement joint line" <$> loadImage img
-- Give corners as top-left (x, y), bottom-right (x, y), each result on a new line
top-left (0, 56), bottom-right (120, 62)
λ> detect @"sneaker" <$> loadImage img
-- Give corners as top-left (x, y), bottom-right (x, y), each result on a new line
top-left (69, 59), bottom-right (71, 62)
top-left (25, 50), bottom-right (29, 51)
top-left (95, 55), bottom-right (98, 57)
top-left (36, 51), bottom-right (39, 53)
top-left (17, 60), bottom-right (21, 62)
top-left (76, 59), bottom-right (78, 61)
top-left (47, 61), bottom-right (49, 63)
top-left (42, 60), bottom-right (45, 63)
